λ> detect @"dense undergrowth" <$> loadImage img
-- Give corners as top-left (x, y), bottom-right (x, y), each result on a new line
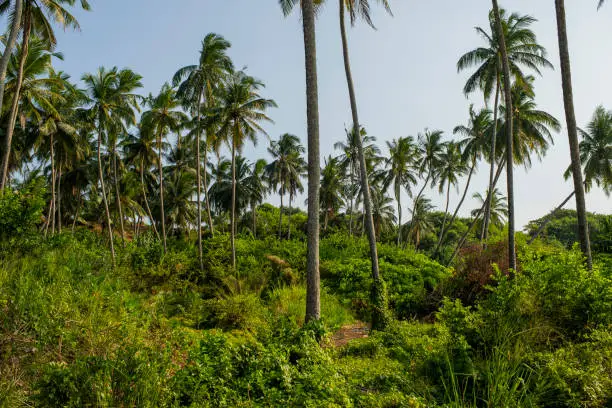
top-left (1, 192), bottom-right (611, 407)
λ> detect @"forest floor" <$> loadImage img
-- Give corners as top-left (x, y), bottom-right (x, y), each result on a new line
top-left (329, 321), bottom-right (370, 347)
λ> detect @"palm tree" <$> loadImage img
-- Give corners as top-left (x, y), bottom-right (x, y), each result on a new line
top-left (0, 0), bottom-right (24, 132)
top-left (141, 83), bottom-right (187, 252)
top-left (279, 0), bottom-right (322, 322)
top-left (0, 0), bottom-right (91, 189)
top-left (82, 67), bottom-right (142, 265)
top-left (266, 133), bottom-right (306, 239)
top-left (435, 142), bottom-right (468, 251)
top-left (492, 0), bottom-right (516, 271)
top-left (245, 158), bottom-right (268, 238)
top-left (216, 71), bottom-right (276, 269)
top-left (472, 188), bottom-right (508, 228)
top-left (320, 155), bottom-right (345, 230)
top-left (406, 196), bottom-right (435, 249)
top-left (173, 33), bottom-right (233, 268)
top-left (554, 0), bottom-right (593, 269)
top-left (370, 184), bottom-right (396, 240)
top-left (383, 136), bottom-right (418, 246)
top-left (457, 8), bottom-right (552, 244)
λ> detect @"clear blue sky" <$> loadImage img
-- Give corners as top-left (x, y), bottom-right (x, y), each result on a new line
top-left (47, 1), bottom-right (611, 228)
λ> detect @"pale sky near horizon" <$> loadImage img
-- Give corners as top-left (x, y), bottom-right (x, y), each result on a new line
top-left (44, 1), bottom-right (612, 228)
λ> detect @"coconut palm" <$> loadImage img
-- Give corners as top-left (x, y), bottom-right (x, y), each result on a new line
top-left (141, 83), bottom-right (187, 252)
top-left (244, 158), bottom-right (268, 237)
top-left (82, 67), bottom-right (142, 265)
top-left (383, 136), bottom-right (418, 246)
top-left (0, 0), bottom-right (91, 189)
top-left (370, 184), bottom-right (396, 240)
top-left (0, 0), bottom-right (23, 130)
top-left (472, 188), bottom-right (508, 228)
top-left (406, 196), bottom-right (435, 250)
top-left (266, 133), bottom-right (305, 239)
top-left (216, 71), bottom-right (276, 269)
top-left (173, 33), bottom-right (234, 268)
top-left (320, 155), bottom-right (345, 230)
top-left (554, 0), bottom-right (593, 269)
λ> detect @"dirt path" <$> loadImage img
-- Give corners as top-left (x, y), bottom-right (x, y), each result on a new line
top-left (330, 321), bottom-right (370, 347)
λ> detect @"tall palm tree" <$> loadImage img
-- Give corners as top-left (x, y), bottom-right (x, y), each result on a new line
top-left (82, 67), bottom-right (142, 265)
top-left (320, 155), bottom-right (345, 230)
top-left (472, 188), bottom-right (508, 228)
top-left (173, 33), bottom-right (233, 268)
top-left (279, 0), bottom-right (322, 322)
top-left (370, 184), bottom-right (396, 240)
top-left (141, 83), bottom-right (187, 252)
top-left (406, 196), bottom-right (435, 250)
top-left (383, 136), bottom-right (418, 246)
top-left (217, 71), bottom-right (276, 269)
top-left (0, 0), bottom-right (24, 131)
top-left (435, 142), bottom-right (468, 251)
top-left (492, 0), bottom-right (516, 271)
top-left (457, 8), bottom-right (552, 244)
top-left (0, 0), bottom-right (91, 189)
top-left (554, 0), bottom-right (593, 269)
top-left (266, 133), bottom-right (305, 239)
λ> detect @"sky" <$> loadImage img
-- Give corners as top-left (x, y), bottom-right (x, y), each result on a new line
top-left (44, 0), bottom-right (612, 228)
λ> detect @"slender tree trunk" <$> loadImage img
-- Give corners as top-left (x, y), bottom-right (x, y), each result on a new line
top-left (230, 141), bottom-right (237, 270)
top-left (252, 203), bottom-right (257, 238)
top-left (1, 12), bottom-right (30, 189)
top-left (50, 133), bottom-right (56, 234)
top-left (158, 130), bottom-right (167, 252)
top-left (554, 0), bottom-right (592, 270)
top-left (57, 167), bottom-right (62, 233)
top-left (288, 193), bottom-right (292, 240)
top-left (203, 136), bottom-right (214, 235)
top-left (396, 189), bottom-right (402, 246)
top-left (44, 198), bottom-right (52, 237)
top-left (448, 158), bottom-right (506, 266)
top-left (434, 159), bottom-right (476, 255)
top-left (340, 0), bottom-right (386, 329)
top-left (113, 147), bottom-right (126, 247)
top-left (278, 190), bottom-right (284, 239)
top-left (97, 122), bottom-right (116, 266)
top-left (140, 158), bottom-right (160, 239)
top-left (492, 0), bottom-right (516, 272)
top-left (72, 190), bottom-right (81, 233)
top-left (407, 172), bottom-right (431, 243)
top-left (0, 1), bottom-right (24, 168)
top-left (482, 77), bottom-right (500, 243)
top-left (195, 95), bottom-right (203, 270)
top-left (348, 190), bottom-right (353, 236)
top-left (302, 0), bottom-right (321, 323)
top-left (436, 183), bottom-right (451, 251)
top-left (528, 189), bottom-right (576, 244)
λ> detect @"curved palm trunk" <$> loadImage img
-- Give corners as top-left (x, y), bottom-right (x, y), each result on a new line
top-left (436, 183), bottom-right (452, 251)
top-left (554, 0), bottom-right (593, 270)
top-left (340, 0), bottom-right (386, 329)
top-left (158, 131), bottom-right (167, 252)
top-left (50, 133), bottom-right (56, 234)
top-left (195, 98), bottom-right (203, 270)
top-left (0, 0), bottom-right (23, 161)
top-left (1, 12), bottom-right (30, 190)
top-left (57, 167), bottom-right (62, 233)
top-left (492, 0), bottom-right (516, 272)
top-left (278, 190), bottom-right (284, 239)
top-left (481, 77), bottom-right (500, 243)
top-left (448, 158), bottom-right (506, 266)
top-left (140, 158), bottom-right (160, 239)
top-left (230, 142), bottom-right (237, 270)
top-left (434, 159), bottom-right (476, 255)
top-left (528, 187), bottom-right (578, 244)
top-left (113, 148), bottom-right (126, 247)
top-left (97, 124), bottom-right (116, 266)
top-left (302, 0), bottom-right (321, 323)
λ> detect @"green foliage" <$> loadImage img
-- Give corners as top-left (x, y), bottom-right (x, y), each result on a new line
top-left (0, 183), bottom-right (45, 247)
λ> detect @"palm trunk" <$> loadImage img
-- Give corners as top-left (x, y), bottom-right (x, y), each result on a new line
top-left (44, 198), bottom-right (52, 237)
top-left (230, 141), bottom-right (237, 270)
top-left (113, 148), bottom-right (126, 247)
top-left (528, 188), bottom-right (578, 244)
top-left (158, 130), bottom-right (167, 252)
top-left (407, 172), bottom-right (431, 243)
top-left (97, 121), bottom-right (116, 266)
top-left (348, 162), bottom-right (354, 236)
top-left (57, 167), bottom-right (62, 233)
top-left (288, 193), bottom-right (292, 240)
top-left (448, 158), bottom-right (506, 266)
top-left (195, 96), bottom-right (203, 270)
top-left (252, 203), bottom-right (257, 238)
top-left (50, 133), bottom-right (56, 234)
top-left (140, 158), bottom-right (160, 239)
top-left (340, 0), bottom-right (386, 330)
top-left (492, 0), bottom-right (516, 272)
top-left (396, 188), bottom-right (402, 246)
top-left (481, 77), bottom-right (500, 243)
top-left (203, 136), bottom-right (214, 235)
top-left (554, 0), bottom-right (593, 270)
top-left (0, 0), bottom-right (23, 164)
top-left (278, 190), bottom-right (284, 239)
top-left (1, 12), bottom-right (30, 190)
top-left (436, 183), bottom-right (451, 251)
top-left (72, 190), bottom-right (81, 232)
top-left (434, 159), bottom-right (476, 255)
top-left (302, 0), bottom-right (321, 323)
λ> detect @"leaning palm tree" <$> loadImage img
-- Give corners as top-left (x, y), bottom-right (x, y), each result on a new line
top-left (266, 133), bottom-right (306, 239)
top-left (216, 71), bottom-right (276, 269)
top-left (173, 33), bottom-right (233, 268)
top-left (0, 0), bottom-right (91, 189)
top-left (383, 136), bottom-right (418, 246)
top-left (554, 0), bottom-right (593, 269)
top-left (141, 83), bottom-right (187, 252)
top-left (82, 67), bottom-right (142, 265)
top-left (457, 7), bottom-right (552, 245)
